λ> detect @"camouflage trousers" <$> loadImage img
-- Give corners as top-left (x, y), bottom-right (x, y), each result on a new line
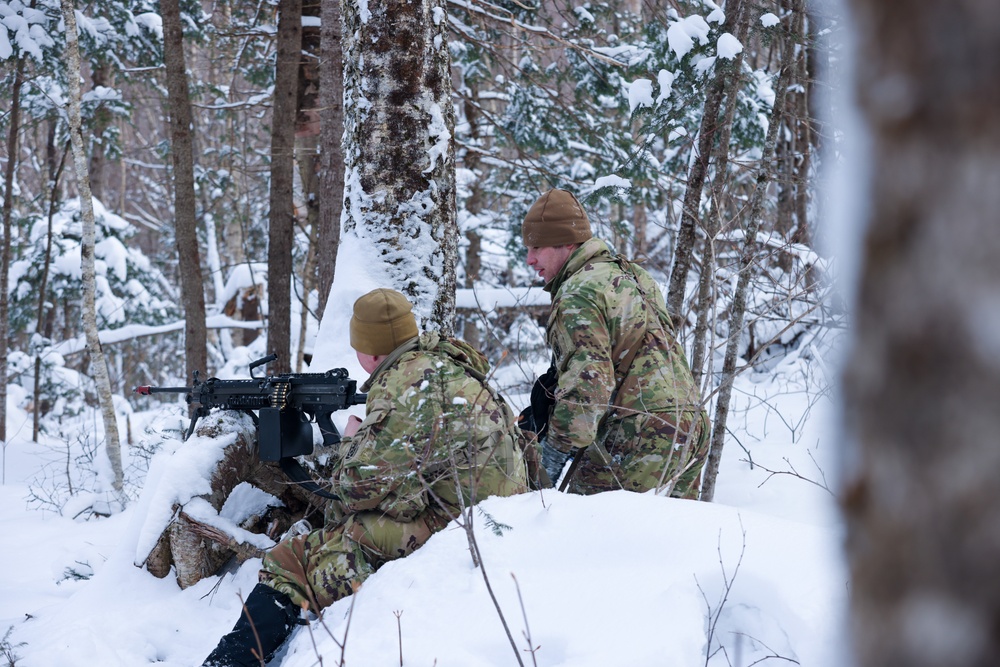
top-left (567, 409), bottom-right (709, 499)
top-left (260, 510), bottom-right (448, 611)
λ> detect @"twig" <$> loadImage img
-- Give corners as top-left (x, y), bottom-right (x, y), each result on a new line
top-left (696, 518), bottom-right (748, 667)
top-left (730, 631), bottom-right (801, 666)
top-left (740, 454), bottom-right (832, 495)
top-left (394, 610), bottom-right (404, 666)
top-left (511, 574), bottom-right (540, 667)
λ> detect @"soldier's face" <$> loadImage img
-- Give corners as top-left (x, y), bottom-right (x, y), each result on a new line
top-left (527, 244), bottom-right (575, 283)
top-left (356, 350), bottom-right (383, 374)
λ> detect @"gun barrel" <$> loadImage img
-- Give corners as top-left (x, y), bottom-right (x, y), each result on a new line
top-left (134, 385), bottom-right (191, 395)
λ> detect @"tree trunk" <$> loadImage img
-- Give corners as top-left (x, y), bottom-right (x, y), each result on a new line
top-left (665, 0), bottom-right (745, 327)
top-left (161, 0), bottom-right (208, 384)
top-left (315, 0), bottom-right (346, 322)
top-left (460, 85), bottom-right (484, 350)
top-left (842, 1), bottom-right (1000, 665)
top-left (700, 1), bottom-right (799, 502)
top-left (690, 1), bottom-right (753, 388)
top-left (295, 0), bottom-right (322, 370)
top-left (59, 0), bottom-right (124, 494)
top-left (0, 53), bottom-right (25, 447)
top-left (33, 122), bottom-right (68, 442)
top-left (342, 0), bottom-right (458, 332)
top-left (791, 12), bottom-right (817, 289)
top-left (266, 0), bottom-right (302, 374)
top-left (87, 62), bottom-right (111, 204)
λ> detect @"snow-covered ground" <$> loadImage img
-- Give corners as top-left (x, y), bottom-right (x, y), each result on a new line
top-left (0, 340), bottom-right (847, 667)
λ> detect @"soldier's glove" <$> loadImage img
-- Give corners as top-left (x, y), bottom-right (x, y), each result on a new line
top-left (541, 440), bottom-right (571, 488)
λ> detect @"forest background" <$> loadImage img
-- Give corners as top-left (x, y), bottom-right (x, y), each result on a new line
top-left (5, 0), bottom-right (997, 664)
top-left (0, 0), bottom-right (830, 502)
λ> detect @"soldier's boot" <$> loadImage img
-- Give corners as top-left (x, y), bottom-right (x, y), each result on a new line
top-left (202, 583), bottom-right (302, 666)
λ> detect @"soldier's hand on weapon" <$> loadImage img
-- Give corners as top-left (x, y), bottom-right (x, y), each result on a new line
top-left (344, 415), bottom-right (363, 438)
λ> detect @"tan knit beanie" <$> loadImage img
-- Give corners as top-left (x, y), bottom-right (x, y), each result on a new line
top-left (521, 189), bottom-right (593, 247)
top-left (350, 288), bottom-right (419, 356)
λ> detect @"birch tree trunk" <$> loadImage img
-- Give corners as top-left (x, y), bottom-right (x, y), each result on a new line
top-left (700, 2), bottom-right (800, 502)
top-left (59, 0), bottom-right (124, 493)
top-left (267, 0), bottom-right (302, 374)
top-left (342, 0), bottom-right (458, 332)
top-left (161, 0), bottom-right (208, 384)
top-left (315, 0), bottom-right (345, 322)
top-left (842, 0), bottom-right (1000, 664)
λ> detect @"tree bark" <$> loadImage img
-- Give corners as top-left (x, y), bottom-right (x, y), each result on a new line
top-left (161, 0), bottom-right (208, 385)
top-left (59, 0), bottom-right (124, 493)
top-left (295, 0), bottom-right (322, 370)
top-left (33, 122), bottom-right (68, 442)
top-left (87, 62), bottom-right (111, 204)
top-left (665, 0), bottom-right (746, 327)
top-left (690, 1), bottom-right (753, 387)
top-left (342, 0), bottom-right (458, 332)
top-left (0, 52), bottom-right (25, 446)
top-left (460, 85), bottom-right (484, 349)
top-left (700, 1), bottom-right (799, 502)
top-left (316, 0), bottom-right (345, 323)
top-left (267, 0), bottom-right (303, 373)
top-left (842, 1), bottom-right (1000, 665)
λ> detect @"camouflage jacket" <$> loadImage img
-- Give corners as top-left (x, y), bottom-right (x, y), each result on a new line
top-left (544, 237), bottom-right (704, 455)
top-left (331, 333), bottom-right (528, 524)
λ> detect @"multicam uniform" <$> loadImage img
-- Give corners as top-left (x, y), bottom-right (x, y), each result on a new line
top-left (544, 237), bottom-right (709, 498)
top-left (262, 333), bottom-right (528, 610)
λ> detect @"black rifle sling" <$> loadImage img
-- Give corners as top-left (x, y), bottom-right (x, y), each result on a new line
top-left (278, 457), bottom-right (340, 500)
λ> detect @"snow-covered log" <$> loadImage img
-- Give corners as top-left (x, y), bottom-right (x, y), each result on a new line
top-left (136, 411), bottom-right (330, 589)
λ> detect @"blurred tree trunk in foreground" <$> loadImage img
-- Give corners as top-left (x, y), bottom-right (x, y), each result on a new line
top-left (842, 1), bottom-right (1000, 665)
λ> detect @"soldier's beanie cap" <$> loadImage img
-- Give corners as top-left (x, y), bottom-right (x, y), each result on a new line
top-left (350, 288), bottom-right (419, 356)
top-left (521, 188), bottom-right (593, 247)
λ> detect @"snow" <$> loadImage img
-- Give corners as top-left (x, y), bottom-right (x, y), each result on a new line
top-left (593, 174), bottom-right (632, 193)
top-left (0, 0), bottom-right (53, 62)
top-left (656, 69), bottom-right (676, 105)
top-left (0, 341), bottom-right (849, 666)
top-left (423, 101), bottom-right (452, 173)
top-left (717, 32), bottom-right (743, 60)
top-left (454, 286), bottom-right (549, 309)
top-left (667, 14), bottom-right (712, 60)
top-left (626, 78), bottom-right (654, 114)
top-left (761, 13), bottom-right (781, 28)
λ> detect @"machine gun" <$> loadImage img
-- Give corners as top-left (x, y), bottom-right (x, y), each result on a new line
top-left (134, 354), bottom-right (367, 498)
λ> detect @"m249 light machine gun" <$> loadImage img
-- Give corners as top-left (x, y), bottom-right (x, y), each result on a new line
top-left (134, 354), bottom-right (367, 498)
